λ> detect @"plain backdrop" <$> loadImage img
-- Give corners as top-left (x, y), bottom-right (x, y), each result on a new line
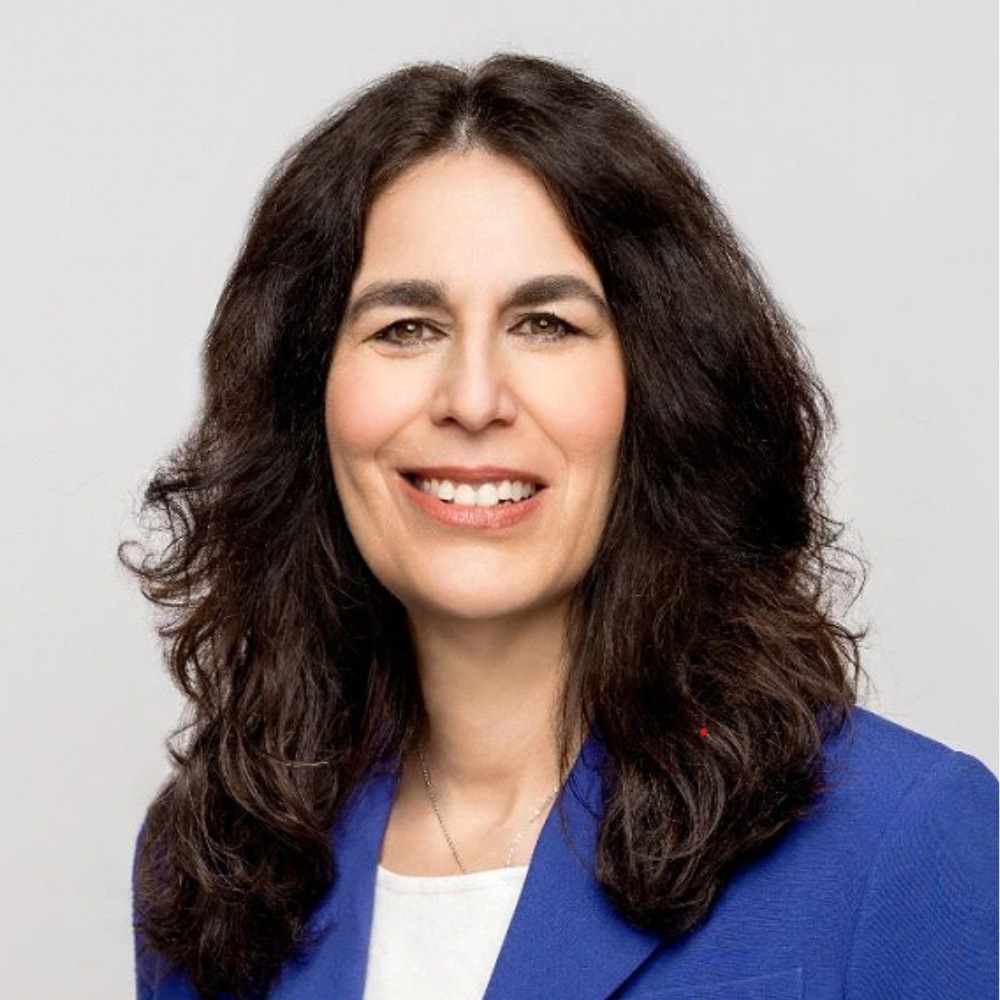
top-left (0, 1), bottom-right (995, 995)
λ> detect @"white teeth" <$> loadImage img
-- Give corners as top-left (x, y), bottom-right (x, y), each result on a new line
top-left (414, 477), bottom-right (539, 506)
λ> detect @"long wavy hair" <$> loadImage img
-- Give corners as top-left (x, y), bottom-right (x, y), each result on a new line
top-left (123, 52), bottom-right (870, 1000)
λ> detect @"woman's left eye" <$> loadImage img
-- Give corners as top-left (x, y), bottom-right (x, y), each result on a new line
top-left (517, 313), bottom-right (581, 340)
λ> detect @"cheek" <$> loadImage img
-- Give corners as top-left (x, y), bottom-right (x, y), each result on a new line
top-left (324, 358), bottom-right (413, 478)
top-left (538, 360), bottom-right (626, 466)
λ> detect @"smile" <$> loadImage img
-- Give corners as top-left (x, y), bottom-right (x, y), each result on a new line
top-left (399, 473), bottom-right (547, 529)
top-left (409, 475), bottom-right (540, 506)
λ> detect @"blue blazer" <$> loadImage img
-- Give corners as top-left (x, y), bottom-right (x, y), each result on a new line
top-left (136, 707), bottom-right (999, 999)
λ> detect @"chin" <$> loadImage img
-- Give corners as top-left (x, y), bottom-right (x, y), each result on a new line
top-left (403, 588), bottom-right (556, 624)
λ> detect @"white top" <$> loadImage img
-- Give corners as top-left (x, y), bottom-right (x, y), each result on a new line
top-left (361, 862), bottom-right (529, 1000)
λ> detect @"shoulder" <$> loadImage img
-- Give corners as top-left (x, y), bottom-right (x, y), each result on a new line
top-left (631, 706), bottom-right (998, 997)
top-left (818, 705), bottom-right (998, 831)
top-left (777, 705), bottom-right (999, 876)
top-left (812, 709), bottom-right (1000, 998)
top-left (713, 705), bottom-right (997, 892)
top-left (819, 707), bottom-right (998, 996)
top-left (578, 707), bottom-right (996, 998)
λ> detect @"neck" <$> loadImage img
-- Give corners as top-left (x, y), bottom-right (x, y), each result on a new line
top-left (404, 602), bottom-right (582, 823)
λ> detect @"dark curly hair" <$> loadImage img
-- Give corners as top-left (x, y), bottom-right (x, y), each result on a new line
top-left (122, 51), bottom-right (870, 1000)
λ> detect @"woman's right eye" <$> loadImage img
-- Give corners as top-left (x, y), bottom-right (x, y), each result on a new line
top-left (370, 320), bottom-right (439, 349)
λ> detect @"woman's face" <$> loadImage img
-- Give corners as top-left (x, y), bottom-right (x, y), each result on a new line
top-left (325, 148), bottom-right (626, 625)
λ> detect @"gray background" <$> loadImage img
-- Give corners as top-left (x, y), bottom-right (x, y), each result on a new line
top-left (0, 1), bottom-right (995, 995)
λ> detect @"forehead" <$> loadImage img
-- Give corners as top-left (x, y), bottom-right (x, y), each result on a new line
top-left (355, 148), bottom-right (598, 285)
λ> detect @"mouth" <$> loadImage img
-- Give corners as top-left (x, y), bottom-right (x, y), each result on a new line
top-left (400, 471), bottom-right (548, 503)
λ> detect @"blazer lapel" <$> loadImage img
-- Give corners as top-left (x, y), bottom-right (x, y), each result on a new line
top-left (275, 732), bottom-right (662, 1000)
top-left (272, 761), bottom-right (399, 999)
top-left (482, 733), bottom-right (664, 1000)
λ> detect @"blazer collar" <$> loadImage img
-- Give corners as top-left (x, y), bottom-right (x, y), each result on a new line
top-left (281, 732), bottom-right (663, 999)
top-left (483, 733), bottom-right (664, 999)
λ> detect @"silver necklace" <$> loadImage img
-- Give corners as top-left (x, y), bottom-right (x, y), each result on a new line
top-left (416, 741), bottom-right (561, 875)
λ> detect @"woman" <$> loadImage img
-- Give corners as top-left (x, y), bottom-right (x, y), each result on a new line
top-left (126, 53), bottom-right (998, 1000)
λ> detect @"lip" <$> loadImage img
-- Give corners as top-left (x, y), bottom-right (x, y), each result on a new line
top-left (399, 465), bottom-right (549, 487)
top-left (398, 472), bottom-right (547, 529)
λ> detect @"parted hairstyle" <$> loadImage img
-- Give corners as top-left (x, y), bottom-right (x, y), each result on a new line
top-left (122, 52), bottom-right (870, 1000)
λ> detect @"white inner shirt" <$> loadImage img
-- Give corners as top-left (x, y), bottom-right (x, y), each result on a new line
top-left (361, 862), bottom-right (529, 1000)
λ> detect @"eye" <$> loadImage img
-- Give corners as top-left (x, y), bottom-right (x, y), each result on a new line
top-left (515, 313), bottom-right (582, 341)
top-left (370, 319), bottom-right (439, 350)
top-left (371, 313), bottom-right (581, 350)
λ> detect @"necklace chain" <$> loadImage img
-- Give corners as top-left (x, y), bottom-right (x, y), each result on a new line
top-left (416, 741), bottom-right (561, 875)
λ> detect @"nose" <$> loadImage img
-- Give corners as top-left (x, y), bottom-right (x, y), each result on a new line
top-left (429, 324), bottom-right (519, 432)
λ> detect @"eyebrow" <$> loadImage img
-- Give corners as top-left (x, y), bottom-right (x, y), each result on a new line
top-left (343, 274), bottom-right (612, 326)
